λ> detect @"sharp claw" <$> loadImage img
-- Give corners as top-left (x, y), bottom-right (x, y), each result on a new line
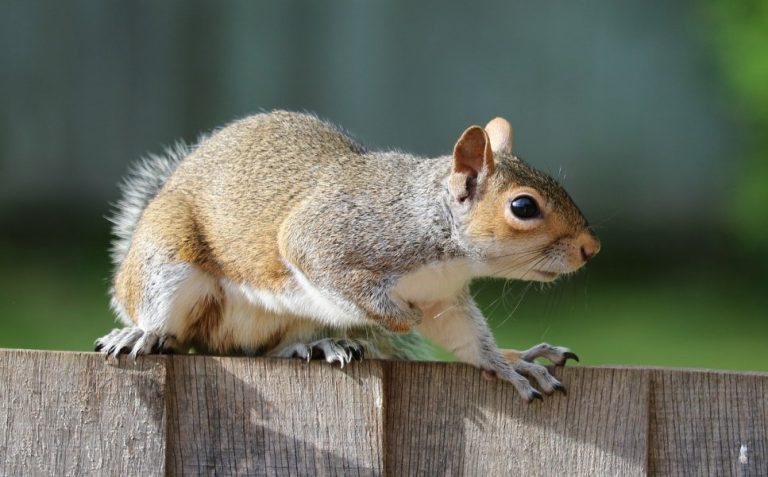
top-left (563, 351), bottom-right (579, 363)
top-left (529, 389), bottom-right (543, 402)
top-left (282, 339), bottom-right (365, 366)
top-left (553, 382), bottom-right (567, 396)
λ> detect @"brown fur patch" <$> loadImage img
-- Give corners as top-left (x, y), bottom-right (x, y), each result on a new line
top-left (383, 320), bottom-right (412, 333)
top-left (467, 192), bottom-right (511, 239)
top-left (501, 349), bottom-right (522, 363)
top-left (257, 244), bottom-right (290, 289)
top-left (113, 246), bottom-right (143, 322)
top-left (176, 219), bottom-right (224, 278)
top-left (186, 288), bottom-right (224, 347)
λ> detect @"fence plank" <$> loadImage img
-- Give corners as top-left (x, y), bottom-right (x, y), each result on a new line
top-left (649, 368), bottom-right (768, 477)
top-left (0, 350), bottom-right (166, 476)
top-left (384, 362), bottom-right (649, 476)
top-left (1, 349), bottom-right (767, 476)
top-left (165, 356), bottom-right (385, 477)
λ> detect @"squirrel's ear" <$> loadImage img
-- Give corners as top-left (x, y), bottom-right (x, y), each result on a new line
top-left (485, 117), bottom-right (513, 155)
top-left (450, 125), bottom-right (494, 202)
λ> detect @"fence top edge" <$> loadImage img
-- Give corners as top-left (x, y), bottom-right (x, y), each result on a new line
top-left (2, 347), bottom-right (767, 378)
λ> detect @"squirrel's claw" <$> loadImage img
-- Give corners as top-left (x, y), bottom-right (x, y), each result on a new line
top-left (511, 358), bottom-right (565, 396)
top-left (314, 339), bottom-right (350, 367)
top-left (491, 347), bottom-right (571, 401)
top-left (95, 327), bottom-right (179, 361)
top-left (552, 382), bottom-right (567, 396)
top-left (561, 351), bottom-right (580, 365)
top-left (274, 338), bottom-right (365, 368)
top-left (528, 389), bottom-right (544, 402)
top-left (336, 339), bottom-right (364, 361)
top-left (519, 342), bottom-right (579, 367)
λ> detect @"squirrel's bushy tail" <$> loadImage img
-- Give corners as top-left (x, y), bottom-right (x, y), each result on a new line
top-left (108, 140), bottom-right (199, 266)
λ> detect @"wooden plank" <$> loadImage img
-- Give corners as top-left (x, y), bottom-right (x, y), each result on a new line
top-left (384, 362), bottom-right (649, 476)
top-left (0, 349), bottom-right (167, 476)
top-left (165, 356), bottom-right (385, 476)
top-left (649, 368), bottom-right (768, 476)
top-left (1, 349), bottom-right (766, 476)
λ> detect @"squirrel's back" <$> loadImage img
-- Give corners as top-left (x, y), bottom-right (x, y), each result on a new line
top-left (178, 110), bottom-right (367, 183)
top-left (164, 110), bottom-right (374, 230)
top-left (111, 111), bottom-right (368, 276)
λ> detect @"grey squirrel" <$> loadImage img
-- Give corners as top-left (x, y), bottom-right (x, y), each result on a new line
top-left (96, 111), bottom-right (600, 401)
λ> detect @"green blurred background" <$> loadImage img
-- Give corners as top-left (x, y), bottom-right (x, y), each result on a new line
top-left (1, 1), bottom-right (766, 370)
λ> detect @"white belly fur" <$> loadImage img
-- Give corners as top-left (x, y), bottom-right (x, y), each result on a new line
top-left (208, 264), bottom-right (374, 351)
top-left (392, 258), bottom-right (485, 306)
top-left (168, 260), bottom-right (479, 352)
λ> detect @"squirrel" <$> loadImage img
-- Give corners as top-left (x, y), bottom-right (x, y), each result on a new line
top-left (96, 111), bottom-right (600, 401)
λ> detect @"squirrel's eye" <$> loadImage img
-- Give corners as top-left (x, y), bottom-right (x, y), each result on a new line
top-left (510, 195), bottom-right (541, 220)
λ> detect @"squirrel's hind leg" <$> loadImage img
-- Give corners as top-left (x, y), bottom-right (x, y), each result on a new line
top-left (271, 337), bottom-right (365, 367)
top-left (108, 238), bottom-right (222, 358)
top-left (95, 327), bottom-right (183, 359)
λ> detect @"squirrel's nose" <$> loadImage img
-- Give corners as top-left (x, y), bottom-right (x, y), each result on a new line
top-left (577, 232), bottom-right (601, 263)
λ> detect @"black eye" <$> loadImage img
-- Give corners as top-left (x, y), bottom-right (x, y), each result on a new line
top-left (510, 195), bottom-right (541, 219)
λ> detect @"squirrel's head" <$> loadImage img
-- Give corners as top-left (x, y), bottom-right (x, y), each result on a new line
top-left (448, 117), bottom-right (600, 282)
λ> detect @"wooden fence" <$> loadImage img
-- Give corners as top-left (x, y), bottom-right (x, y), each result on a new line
top-left (0, 349), bottom-right (765, 476)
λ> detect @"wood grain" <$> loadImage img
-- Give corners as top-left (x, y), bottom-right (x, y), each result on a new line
top-left (0, 349), bottom-right (166, 476)
top-left (1, 349), bottom-right (767, 476)
top-left (384, 362), bottom-right (649, 476)
top-left (649, 368), bottom-right (768, 476)
top-left (165, 356), bottom-right (385, 476)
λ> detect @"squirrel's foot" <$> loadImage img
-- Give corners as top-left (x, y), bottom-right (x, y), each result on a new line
top-left (487, 343), bottom-right (576, 401)
top-left (273, 338), bottom-right (364, 368)
top-left (487, 360), bottom-right (565, 401)
top-left (502, 342), bottom-right (579, 366)
top-left (95, 327), bottom-right (180, 360)
top-left (511, 359), bottom-right (566, 396)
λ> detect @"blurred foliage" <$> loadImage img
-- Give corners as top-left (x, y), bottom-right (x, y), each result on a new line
top-left (706, 0), bottom-right (768, 253)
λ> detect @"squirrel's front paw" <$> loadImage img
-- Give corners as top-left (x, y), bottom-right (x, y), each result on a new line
top-left (511, 359), bottom-right (566, 396)
top-left (488, 357), bottom-right (567, 402)
top-left (274, 338), bottom-right (364, 368)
